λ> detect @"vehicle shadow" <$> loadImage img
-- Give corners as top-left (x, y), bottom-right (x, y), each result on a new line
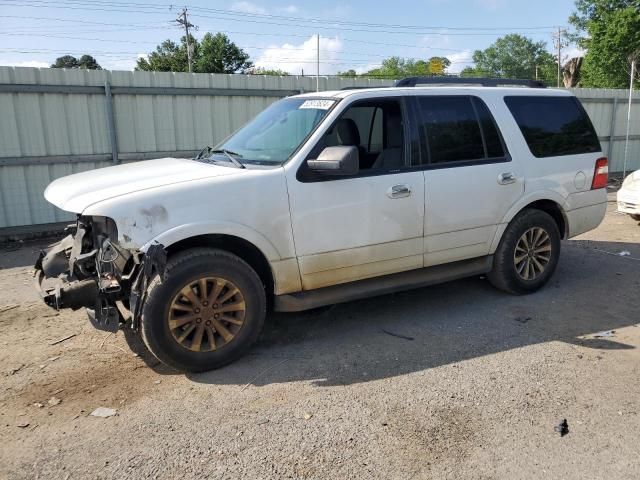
top-left (188, 238), bottom-right (640, 387)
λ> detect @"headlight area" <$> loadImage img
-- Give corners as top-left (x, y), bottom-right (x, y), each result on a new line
top-left (34, 215), bottom-right (142, 332)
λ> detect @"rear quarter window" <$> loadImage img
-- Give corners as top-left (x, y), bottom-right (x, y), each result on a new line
top-left (504, 96), bottom-right (600, 158)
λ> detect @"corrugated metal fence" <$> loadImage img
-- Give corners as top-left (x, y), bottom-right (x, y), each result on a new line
top-left (0, 66), bottom-right (639, 231)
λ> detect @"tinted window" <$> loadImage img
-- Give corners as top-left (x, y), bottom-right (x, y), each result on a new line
top-left (473, 98), bottom-right (505, 158)
top-left (417, 96), bottom-right (485, 163)
top-left (505, 96), bottom-right (600, 158)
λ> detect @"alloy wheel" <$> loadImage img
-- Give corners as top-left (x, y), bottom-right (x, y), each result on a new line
top-left (168, 277), bottom-right (246, 352)
top-left (513, 227), bottom-right (552, 281)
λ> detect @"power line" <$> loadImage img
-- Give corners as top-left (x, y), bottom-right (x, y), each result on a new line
top-left (0, 0), bottom-right (562, 31)
top-left (0, 32), bottom-right (467, 62)
top-left (0, 48), bottom-right (476, 67)
top-left (0, 0), bottom-right (557, 36)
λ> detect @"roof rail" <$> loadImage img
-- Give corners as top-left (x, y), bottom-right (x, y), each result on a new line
top-left (340, 85), bottom-right (391, 90)
top-left (394, 77), bottom-right (546, 88)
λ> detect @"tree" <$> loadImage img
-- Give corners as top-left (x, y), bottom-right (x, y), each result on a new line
top-left (196, 33), bottom-right (252, 74)
top-left (136, 38), bottom-right (191, 72)
top-left (466, 34), bottom-right (557, 83)
top-left (570, 3), bottom-right (640, 88)
top-left (427, 56), bottom-right (451, 76)
top-left (563, 57), bottom-right (583, 87)
top-left (249, 67), bottom-right (289, 75)
top-left (78, 55), bottom-right (102, 70)
top-left (137, 33), bottom-right (252, 73)
top-left (51, 54), bottom-right (101, 69)
top-left (337, 69), bottom-right (357, 77)
top-left (569, 0), bottom-right (639, 45)
top-left (362, 56), bottom-right (450, 79)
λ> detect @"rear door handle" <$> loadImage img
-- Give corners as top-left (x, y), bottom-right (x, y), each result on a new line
top-left (387, 184), bottom-right (411, 198)
top-left (498, 172), bottom-right (516, 185)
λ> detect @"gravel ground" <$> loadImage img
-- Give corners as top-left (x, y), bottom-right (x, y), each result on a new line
top-left (1, 195), bottom-right (639, 480)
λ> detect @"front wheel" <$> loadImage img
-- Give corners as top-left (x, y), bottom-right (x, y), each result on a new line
top-left (488, 209), bottom-right (561, 295)
top-left (140, 248), bottom-right (266, 372)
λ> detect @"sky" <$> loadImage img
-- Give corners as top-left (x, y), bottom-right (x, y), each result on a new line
top-left (0, 0), bottom-right (583, 75)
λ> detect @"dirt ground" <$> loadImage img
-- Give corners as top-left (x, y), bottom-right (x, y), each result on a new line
top-left (1, 193), bottom-right (639, 480)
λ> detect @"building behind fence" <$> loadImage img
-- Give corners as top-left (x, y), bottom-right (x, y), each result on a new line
top-left (0, 66), bottom-right (639, 231)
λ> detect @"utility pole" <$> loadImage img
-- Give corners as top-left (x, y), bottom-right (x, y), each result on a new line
top-left (176, 7), bottom-right (196, 73)
top-left (552, 27), bottom-right (566, 88)
top-left (316, 34), bottom-right (320, 92)
top-left (623, 52), bottom-right (638, 179)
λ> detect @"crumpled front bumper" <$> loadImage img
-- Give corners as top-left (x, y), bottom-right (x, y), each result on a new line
top-left (33, 265), bottom-right (98, 311)
top-left (33, 224), bottom-right (166, 333)
top-left (33, 236), bottom-right (122, 332)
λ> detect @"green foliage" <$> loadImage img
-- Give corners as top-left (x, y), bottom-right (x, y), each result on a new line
top-left (360, 56), bottom-right (452, 79)
top-left (196, 33), bottom-right (253, 74)
top-left (78, 55), bottom-right (102, 70)
top-left (137, 33), bottom-right (252, 73)
top-left (464, 34), bottom-right (556, 84)
top-left (569, 0), bottom-right (639, 46)
top-left (570, 1), bottom-right (640, 88)
top-left (337, 69), bottom-right (358, 77)
top-left (51, 54), bottom-right (102, 69)
top-left (136, 38), bottom-right (190, 72)
top-left (249, 67), bottom-right (289, 76)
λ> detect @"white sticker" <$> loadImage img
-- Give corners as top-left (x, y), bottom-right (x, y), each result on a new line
top-left (299, 99), bottom-right (335, 110)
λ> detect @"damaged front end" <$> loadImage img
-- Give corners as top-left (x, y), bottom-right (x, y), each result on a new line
top-left (34, 216), bottom-right (165, 332)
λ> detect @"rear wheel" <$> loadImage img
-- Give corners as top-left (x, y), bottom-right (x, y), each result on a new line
top-left (488, 209), bottom-right (561, 295)
top-left (140, 248), bottom-right (266, 372)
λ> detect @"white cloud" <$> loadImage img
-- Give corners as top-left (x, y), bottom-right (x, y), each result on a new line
top-left (563, 45), bottom-right (586, 63)
top-left (420, 34), bottom-right (453, 51)
top-left (101, 53), bottom-right (146, 71)
top-left (1, 60), bottom-right (50, 68)
top-left (255, 35), bottom-right (344, 75)
top-left (353, 62), bottom-right (383, 75)
top-left (446, 50), bottom-right (474, 74)
top-left (231, 1), bottom-right (267, 14)
top-left (280, 5), bottom-right (298, 13)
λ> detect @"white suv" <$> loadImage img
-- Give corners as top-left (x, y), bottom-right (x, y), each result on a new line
top-left (35, 78), bottom-right (608, 372)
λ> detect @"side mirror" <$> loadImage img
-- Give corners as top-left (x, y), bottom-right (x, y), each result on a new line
top-left (307, 146), bottom-right (359, 176)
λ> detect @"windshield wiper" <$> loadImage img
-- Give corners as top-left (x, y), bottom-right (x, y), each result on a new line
top-left (195, 146), bottom-right (211, 160)
top-left (209, 149), bottom-right (245, 169)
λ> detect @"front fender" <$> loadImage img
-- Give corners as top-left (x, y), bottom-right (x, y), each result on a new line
top-left (140, 221), bottom-right (282, 261)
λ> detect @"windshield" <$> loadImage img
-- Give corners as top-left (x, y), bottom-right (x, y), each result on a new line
top-left (213, 97), bottom-right (336, 165)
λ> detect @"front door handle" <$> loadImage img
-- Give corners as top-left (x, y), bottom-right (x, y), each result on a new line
top-left (387, 184), bottom-right (411, 198)
top-left (498, 172), bottom-right (516, 185)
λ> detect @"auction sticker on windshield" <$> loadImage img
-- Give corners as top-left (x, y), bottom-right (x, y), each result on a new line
top-left (299, 99), bottom-right (335, 110)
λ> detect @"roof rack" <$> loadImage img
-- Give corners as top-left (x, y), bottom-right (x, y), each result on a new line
top-left (340, 85), bottom-right (391, 90)
top-left (394, 77), bottom-right (546, 88)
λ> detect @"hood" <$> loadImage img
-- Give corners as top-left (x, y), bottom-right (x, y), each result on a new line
top-left (45, 157), bottom-right (244, 213)
top-left (623, 170), bottom-right (640, 191)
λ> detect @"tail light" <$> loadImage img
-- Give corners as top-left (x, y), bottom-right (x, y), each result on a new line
top-left (591, 157), bottom-right (608, 189)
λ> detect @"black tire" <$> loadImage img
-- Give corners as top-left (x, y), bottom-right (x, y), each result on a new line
top-left (488, 209), bottom-right (561, 295)
top-left (140, 248), bottom-right (266, 372)
top-left (631, 214), bottom-right (640, 222)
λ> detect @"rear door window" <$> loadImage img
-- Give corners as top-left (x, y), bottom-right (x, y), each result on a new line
top-left (504, 96), bottom-right (600, 158)
top-left (416, 96), bottom-right (506, 165)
